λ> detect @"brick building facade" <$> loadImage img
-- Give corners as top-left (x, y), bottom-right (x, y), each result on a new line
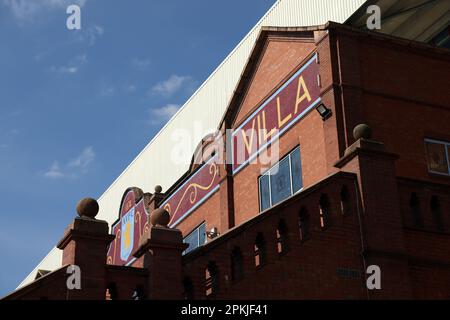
top-left (3, 22), bottom-right (450, 300)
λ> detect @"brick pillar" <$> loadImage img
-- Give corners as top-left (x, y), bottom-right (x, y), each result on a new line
top-left (133, 208), bottom-right (187, 300)
top-left (335, 124), bottom-right (412, 299)
top-left (220, 124), bottom-right (235, 231)
top-left (131, 186), bottom-right (165, 269)
top-left (219, 166), bottom-right (235, 231)
top-left (147, 185), bottom-right (165, 211)
top-left (56, 198), bottom-right (115, 300)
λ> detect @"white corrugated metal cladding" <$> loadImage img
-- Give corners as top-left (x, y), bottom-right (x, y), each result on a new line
top-left (19, 0), bottom-right (367, 288)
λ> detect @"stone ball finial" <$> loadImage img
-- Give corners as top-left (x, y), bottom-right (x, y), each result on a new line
top-left (76, 198), bottom-right (99, 219)
top-left (151, 208), bottom-right (170, 227)
top-left (353, 124), bottom-right (372, 140)
top-left (154, 185), bottom-right (162, 193)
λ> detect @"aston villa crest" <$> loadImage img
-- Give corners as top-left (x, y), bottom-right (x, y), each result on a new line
top-left (120, 208), bottom-right (135, 261)
top-left (107, 187), bottom-right (151, 266)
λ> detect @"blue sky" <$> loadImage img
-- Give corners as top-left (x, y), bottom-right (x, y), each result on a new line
top-left (0, 0), bottom-right (275, 296)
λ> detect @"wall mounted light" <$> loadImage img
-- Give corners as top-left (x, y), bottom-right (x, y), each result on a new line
top-left (316, 103), bottom-right (332, 121)
top-left (206, 227), bottom-right (219, 239)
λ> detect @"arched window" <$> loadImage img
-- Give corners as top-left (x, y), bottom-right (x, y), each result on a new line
top-left (340, 186), bottom-right (351, 216)
top-left (205, 262), bottom-right (218, 298)
top-left (183, 276), bottom-right (194, 300)
top-left (410, 193), bottom-right (423, 228)
top-left (276, 219), bottom-right (289, 254)
top-left (106, 282), bottom-right (118, 300)
top-left (131, 285), bottom-right (144, 300)
top-left (319, 194), bottom-right (331, 229)
top-left (231, 247), bottom-right (244, 282)
top-left (254, 233), bottom-right (267, 268)
top-left (430, 196), bottom-right (444, 231)
top-left (298, 207), bottom-right (310, 242)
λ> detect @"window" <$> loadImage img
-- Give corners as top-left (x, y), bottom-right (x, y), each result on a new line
top-left (430, 196), bottom-right (444, 232)
top-left (131, 285), bottom-right (144, 300)
top-left (425, 139), bottom-right (450, 176)
top-left (410, 193), bottom-right (423, 228)
top-left (258, 146), bottom-right (303, 211)
top-left (205, 262), bottom-right (218, 298)
top-left (231, 247), bottom-right (244, 282)
top-left (259, 175), bottom-right (271, 211)
top-left (298, 207), bottom-right (310, 242)
top-left (291, 147), bottom-right (303, 192)
top-left (183, 276), bottom-right (194, 300)
top-left (340, 186), bottom-right (351, 216)
top-left (183, 222), bottom-right (206, 255)
top-left (276, 219), bottom-right (289, 255)
top-left (254, 233), bottom-right (267, 268)
top-left (106, 283), bottom-right (118, 300)
top-left (319, 194), bottom-right (331, 229)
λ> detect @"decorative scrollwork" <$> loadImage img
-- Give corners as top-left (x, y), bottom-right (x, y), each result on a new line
top-left (111, 229), bottom-right (121, 265)
top-left (143, 221), bottom-right (149, 236)
top-left (167, 162), bottom-right (218, 225)
top-left (135, 210), bottom-right (142, 238)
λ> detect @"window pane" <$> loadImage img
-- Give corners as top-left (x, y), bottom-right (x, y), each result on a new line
top-left (291, 147), bottom-right (303, 193)
top-left (199, 223), bottom-right (206, 246)
top-left (183, 222), bottom-right (206, 255)
top-left (425, 141), bottom-right (448, 174)
top-left (270, 157), bottom-right (292, 205)
top-left (184, 231), bottom-right (198, 254)
top-left (448, 145), bottom-right (450, 171)
top-left (259, 174), bottom-right (271, 211)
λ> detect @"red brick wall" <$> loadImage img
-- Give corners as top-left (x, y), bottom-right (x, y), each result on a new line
top-left (176, 33), bottom-right (329, 234)
top-left (231, 34), bottom-right (331, 226)
top-left (176, 191), bottom-right (221, 238)
top-left (235, 38), bottom-right (316, 125)
top-left (182, 173), bottom-right (368, 299)
top-left (333, 27), bottom-right (450, 185)
top-left (146, 27), bottom-right (450, 299)
top-left (410, 265), bottom-right (450, 299)
top-left (233, 110), bottom-right (328, 226)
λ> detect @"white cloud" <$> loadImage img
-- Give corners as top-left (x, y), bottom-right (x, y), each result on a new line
top-left (74, 24), bottom-right (104, 46)
top-left (43, 161), bottom-right (64, 178)
top-left (52, 66), bottom-right (78, 74)
top-left (0, 126), bottom-right (20, 149)
top-left (2, 0), bottom-right (87, 23)
top-left (68, 146), bottom-right (95, 172)
top-left (150, 75), bottom-right (196, 97)
top-left (148, 104), bottom-right (180, 125)
top-left (93, 24), bottom-right (103, 35)
top-left (99, 84), bottom-right (115, 96)
top-left (131, 58), bottom-right (151, 69)
top-left (9, 109), bottom-right (23, 117)
top-left (42, 146), bottom-right (95, 179)
top-left (50, 54), bottom-right (87, 75)
top-left (125, 84), bottom-right (136, 93)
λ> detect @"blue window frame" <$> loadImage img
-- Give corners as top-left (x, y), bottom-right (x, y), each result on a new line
top-left (270, 157), bottom-right (291, 205)
top-left (259, 174), bottom-right (271, 211)
top-left (258, 146), bottom-right (303, 211)
top-left (183, 222), bottom-right (206, 255)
